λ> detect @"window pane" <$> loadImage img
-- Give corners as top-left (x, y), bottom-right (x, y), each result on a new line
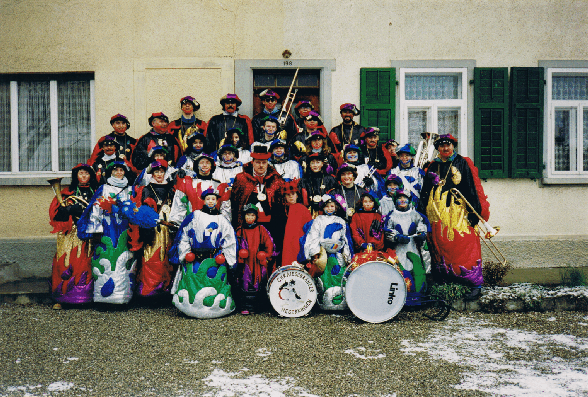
top-left (554, 108), bottom-right (576, 171)
top-left (276, 73), bottom-right (297, 87)
top-left (297, 74), bottom-right (319, 87)
top-left (18, 81), bottom-right (51, 172)
top-left (58, 80), bottom-right (91, 171)
top-left (408, 109), bottom-right (427, 146)
top-left (584, 109), bottom-right (588, 171)
top-left (254, 74), bottom-right (274, 87)
top-left (405, 74), bottom-right (461, 100)
top-left (438, 109), bottom-right (460, 140)
top-left (0, 81), bottom-right (10, 172)
top-left (552, 76), bottom-right (588, 100)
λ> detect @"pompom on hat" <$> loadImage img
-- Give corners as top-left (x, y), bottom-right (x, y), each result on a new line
top-left (259, 89), bottom-right (280, 100)
top-left (180, 96), bottom-right (200, 111)
top-left (339, 103), bottom-right (360, 116)
top-left (397, 143), bottom-right (416, 156)
top-left (200, 187), bottom-right (221, 200)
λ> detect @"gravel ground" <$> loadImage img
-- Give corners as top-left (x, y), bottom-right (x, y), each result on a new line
top-left (0, 300), bottom-right (587, 397)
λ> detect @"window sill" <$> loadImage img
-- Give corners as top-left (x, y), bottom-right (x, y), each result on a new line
top-left (541, 176), bottom-right (588, 185)
top-left (0, 173), bottom-right (71, 186)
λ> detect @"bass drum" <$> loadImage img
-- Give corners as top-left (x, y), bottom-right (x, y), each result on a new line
top-left (267, 263), bottom-right (317, 317)
top-left (343, 260), bottom-right (407, 323)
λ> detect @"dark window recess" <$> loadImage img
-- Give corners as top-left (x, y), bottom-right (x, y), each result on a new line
top-left (253, 69), bottom-right (320, 116)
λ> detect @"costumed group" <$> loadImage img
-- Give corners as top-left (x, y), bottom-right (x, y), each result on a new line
top-left (49, 91), bottom-right (490, 320)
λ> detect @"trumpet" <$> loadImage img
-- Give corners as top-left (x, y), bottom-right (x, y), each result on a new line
top-left (277, 68), bottom-right (299, 129)
top-left (449, 188), bottom-right (506, 266)
top-left (414, 131), bottom-right (439, 169)
top-left (48, 177), bottom-right (90, 207)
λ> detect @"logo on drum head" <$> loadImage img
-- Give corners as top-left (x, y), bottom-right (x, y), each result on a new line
top-left (388, 282), bottom-right (399, 305)
top-left (278, 280), bottom-right (302, 301)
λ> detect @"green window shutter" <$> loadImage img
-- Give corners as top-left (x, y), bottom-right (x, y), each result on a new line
top-left (474, 67), bottom-right (509, 178)
top-left (510, 67), bottom-right (544, 178)
top-left (360, 68), bottom-right (395, 142)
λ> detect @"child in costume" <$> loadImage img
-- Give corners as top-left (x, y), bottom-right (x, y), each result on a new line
top-left (384, 189), bottom-right (430, 293)
top-left (277, 181), bottom-right (312, 268)
top-left (350, 192), bottom-right (384, 253)
top-left (388, 143), bottom-right (424, 206)
top-left (212, 144), bottom-right (243, 187)
top-left (269, 139), bottom-right (302, 182)
top-left (77, 161), bottom-right (138, 304)
top-left (49, 164), bottom-right (98, 308)
top-left (169, 188), bottom-right (237, 318)
top-left (234, 204), bottom-right (275, 314)
top-left (379, 174), bottom-right (405, 219)
top-left (175, 132), bottom-right (207, 178)
top-left (222, 128), bottom-right (251, 164)
top-left (298, 194), bottom-right (353, 310)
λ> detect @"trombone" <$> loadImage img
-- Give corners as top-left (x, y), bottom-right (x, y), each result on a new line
top-left (449, 188), bottom-right (507, 266)
top-left (277, 68), bottom-right (299, 130)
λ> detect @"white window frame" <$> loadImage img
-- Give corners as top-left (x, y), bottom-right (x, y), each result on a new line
top-left (398, 68), bottom-right (469, 157)
top-left (1, 77), bottom-right (95, 184)
top-left (546, 68), bottom-right (588, 180)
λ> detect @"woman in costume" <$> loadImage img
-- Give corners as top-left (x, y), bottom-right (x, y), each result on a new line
top-left (131, 160), bottom-right (175, 298)
top-left (234, 204), bottom-right (274, 314)
top-left (298, 152), bottom-right (338, 217)
top-left (298, 194), bottom-right (353, 310)
top-left (49, 164), bottom-right (99, 308)
top-left (384, 189), bottom-right (430, 294)
top-left (329, 163), bottom-right (367, 223)
top-left (169, 188), bottom-right (237, 318)
top-left (417, 134), bottom-right (489, 295)
top-left (167, 96), bottom-right (207, 152)
top-left (340, 144), bottom-right (385, 198)
top-left (220, 128), bottom-right (251, 165)
top-left (77, 161), bottom-right (137, 304)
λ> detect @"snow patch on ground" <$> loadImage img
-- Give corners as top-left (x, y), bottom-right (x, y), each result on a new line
top-left (256, 348), bottom-right (272, 357)
top-left (344, 346), bottom-right (386, 359)
top-left (201, 368), bottom-right (319, 397)
top-left (400, 317), bottom-right (588, 396)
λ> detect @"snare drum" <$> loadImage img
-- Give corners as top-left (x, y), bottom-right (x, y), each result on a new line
top-left (267, 263), bottom-right (317, 317)
top-left (343, 260), bottom-right (407, 323)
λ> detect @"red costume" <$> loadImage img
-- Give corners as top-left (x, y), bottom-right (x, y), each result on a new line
top-left (350, 211), bottom-right (385, 252)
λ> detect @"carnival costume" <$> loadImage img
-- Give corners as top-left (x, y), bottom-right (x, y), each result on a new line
top-left (384, 190), bottom-right (430, 293)
top-left (206, 94), bottom-right (254, 152)
top-left (167, 96), bottom-right (207, 152)
top-left (212, 145), bottom-right (243, 187)
top-left (169, 189), bottom-right (237, 318)
top-left (389, 144), bottom-right (424, 205)
top-left (298, 194), bottom-right (353, 310)
top-left (360, 128), bottom-right (393, 175)
top-left (77, 162), bottom-right (138, 304)
top-left (298, 153), bottom-right (338, 217)
top-left (329, 103), bottom-right (365, 152)
top-left (251, 90), bottom-right (297, 142)
top-left (132, 113), bottom-right (181, 171)
top-left (235, 205), bottom-right (275, 312)
top-left (176, 132), bottom-right (206, 178)
top-left (277, 181), bottom-right (313, 268)
top-left (268, 139), bottom-right (302, 182)
top-left (89, 114), bottom-right (137, 165)
top-left (49, 164), bottom-right (98, 304)
top-left (349, 193), bottom-right (385, 253)
top-left (379, 174), bottom-right (406, 220)
top-left (130, 161), bottom-right (176, 298)
top-left (417, 135), bottom-right (489, 287)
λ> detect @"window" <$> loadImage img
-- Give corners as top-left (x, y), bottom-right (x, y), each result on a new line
top-left (546, 69), bottom-right (588, 179)
top-left (0, 73), bottom-right (94, 180)
top-left (252, 69), bottom-right (320, 115)
top-left (399, 68), bottom-right (468, 155)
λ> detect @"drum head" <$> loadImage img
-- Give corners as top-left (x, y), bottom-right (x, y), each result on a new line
top-left (344, 261), bottom-right (407, 323)
top-left (267, 267), bottom-right (317, 317)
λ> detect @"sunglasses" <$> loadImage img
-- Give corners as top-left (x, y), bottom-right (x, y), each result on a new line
top-left (264, 98), bottom-right (277, 102)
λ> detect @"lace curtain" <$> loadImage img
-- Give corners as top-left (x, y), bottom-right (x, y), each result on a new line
top-left (405, 75), bottom-right (461, 100)
top-left (584, 109), bottom-right (588, 172)
top-left (18, 81), bottom-right (51, 172)
top-left (0, 82), bottom-right (10, 172)
top-left (58, 80), bottom-right (91, 171)
top-left (552, 76), bottom-right (588, 100)
top-left (407, 109), bottom-right (460, 147)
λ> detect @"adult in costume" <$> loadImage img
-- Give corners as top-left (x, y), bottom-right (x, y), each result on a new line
top-left (298, 194), bottom-right (353, 310)
top-left (131, 160), bottom-right (175, 298)
top-left (89, 114), bottom-right (136, 165)
top-left (176, 132), bottom-right (206, 178)
top-left (132, 112), bottom-right (181, 171)
top-left (251, 116), bottom-right (282, 150)
top-left (340, 144), bottom-right (384, 198)
top-left (167, 96), bottom-right (207, 152)
top-left (385, 189), bottom-right (430, 293)
top-left (289, 111), bottom-right (335, 160)
top-left (329, 103), bottom-right (365, 152)
top-left (221, 128), bottom-right (251, 165)
top-left (299, 131), bottom-right (339, 176)
top-left (205, 94), bottom-right (254, 152)
top-left (251, 89), bottom-right (296, 142)
top-left (169, 188), bottom-right (237, 318)
top-left (328, 163), bottom-right (367, 223)
top-left (359, 127), bottom-right (393, 176)
top-left (417, 134), bottom-right (488, 291)
top-left (230, 146), bottom-right (284, 232)
top-left (90, 136), bottom-right (130, 185)
top-left (234, 204), bottom-right (274, 314)
top-left (77, 162), bottom-right (137, 304)
top-left (49, 164), bottom-right (98, 307)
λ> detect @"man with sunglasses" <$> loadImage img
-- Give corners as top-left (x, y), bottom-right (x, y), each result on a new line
top-left (251, 89), bottom-right (297, 142)
top-left (206, 93), bottom-right (254, 153)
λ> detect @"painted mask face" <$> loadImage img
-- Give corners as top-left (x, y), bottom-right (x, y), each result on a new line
top-left (340, 171), bottom-right (355, 187)
top-left (362, 196), bottom-right (375, 212)
top-left (398, 152), bottom-right (413, 167)
top-left (245, 212), bottom-right (257, 225)
top-left (341, 109), bottom-right (354, 123)
top-left (387, 183), bottom-right (399, 196)
top-left (323, 201), bottom-right (337, 215)
top-left (182, 102), bottom-right (194, 115)
top-left (264, 122), bottom-right (278, 137)
top-left (396, 196), bottom-right (410, 211)
top-left (112, 120), bottom-right (127, 134)
top-left (222, 151), bottom-right (235, 164)
top-left (438, 142), bottom-right (455, 160)
top-left (192, 139), bottom-right (204, 151)
top-left (223, 101), bottom-right (237, 113)
top-left (152, 168), bottom-right (166, 183)
top-left (263, 97), bottom-right (277, 111)
top-left (298, 106), bottom-right (312, 118)
top-left (204, 195), bottom-right (217, 208)
top-left (310, 138), bottom-right (323, 150)
top-left (77, 169), bottom-right (90, 184)
top-left (345, 150), bottom-right (359, 163)
top-left (103, 142), bottom-right (117, 156)
top-left (198, 159), bottom-right (212, 175)
top-left (112, 166), bottom-right (125, 179)
top-left (366, 135), bottom-right (378, 148)
top-left (309, 159), bottom-right (323, 173)
top-left (272, 146), bottom-right (285, 158)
